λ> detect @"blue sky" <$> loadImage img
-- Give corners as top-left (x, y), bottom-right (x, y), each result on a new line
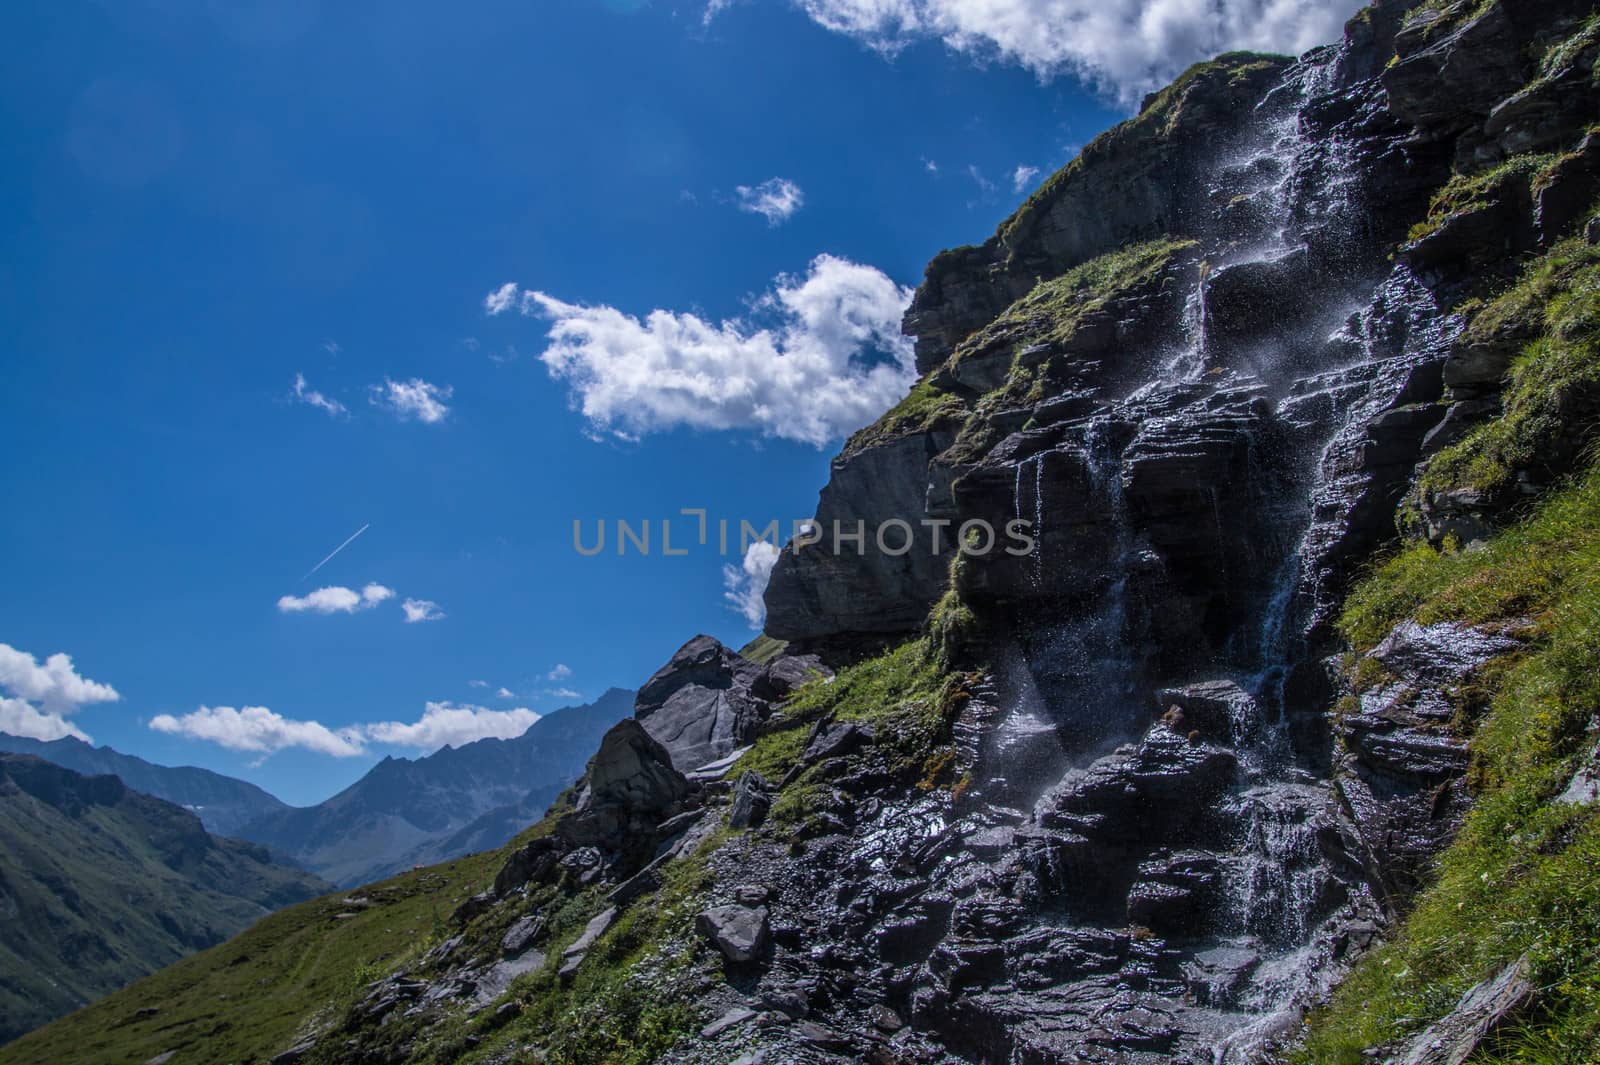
top-left (0, 0), bottom-right (1356, 805)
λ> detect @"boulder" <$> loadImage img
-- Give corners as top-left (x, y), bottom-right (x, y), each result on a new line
top-left (635, 635), bottom-right (767, 771)
top-left (556, 720), bottom-right (690, 875)
top-left (727, 771), bottom-right (772, 829)
top-left (501, 913), bottom-right (546, 957)
top-left (697, 903), bottom-right (770, 963)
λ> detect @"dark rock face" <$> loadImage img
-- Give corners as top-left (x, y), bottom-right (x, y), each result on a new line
top-left (764, 429), bottom-right (959, 642)
top-left (903, 53), bottom-right (1291, 373)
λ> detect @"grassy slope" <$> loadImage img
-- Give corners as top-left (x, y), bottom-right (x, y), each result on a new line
top-left (1299, 210), bottom-right (1600, 1061)
top-left (1298, 463), bottom-right (1600, 1064)
top-left (0, 845), bottom-right (501, 1065)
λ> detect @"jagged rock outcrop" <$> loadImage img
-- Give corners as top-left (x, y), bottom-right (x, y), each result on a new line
top-left (634, 635), bottom-right (829, 769)
top-left (1333, 620), bottom-right (1527, 909)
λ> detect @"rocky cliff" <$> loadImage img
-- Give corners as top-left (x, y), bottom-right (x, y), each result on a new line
top-left (9, 2), bottom-right (1600, 1063)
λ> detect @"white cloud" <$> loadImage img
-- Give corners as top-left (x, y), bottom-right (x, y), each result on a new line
top-left (370, 377), bottom-right (452, 424)
top-left (150, 705), bottom-right (367, 758)
top-left (544, 687), bottom-right (581, 701)
top-left (323, 340), bottom-right (342, 356)
top-left (0, 643), bottom-right (122, 743)
top-left (778, 0), bottom-right (1358, 106)
top-left (735, 177), bottom-right (805, 225)
top-left (497, 254), bottom-right (917, 447)
top-left (967, 164), bottom-right (995, 194)
top-left (291, 372), bottom-right (347, 417)
top-left (1012, 164), bottom-right (1041, 192)
top-left (0, 643), bottom-right (121, 714)
top-left (923, 157), bottom-right (939, 174)
top-left (468, 678), bottom-right (490, 688)
top-left (495, 686), bottom-right (515, 700)
top-left (484, 282), bottom-right (518, 316)
top-left (723, 540), bottom-right (781, 629)
top-left (0, 695), bottom-right (91, 742)
top-left (548, 663), bottom-right (572, 681)
top-left (364, 701), bottom-right (541, 750)
top-left (401, 598), bottom-right (446, 623)
top-left (277, 583), bottom-right (395, 615)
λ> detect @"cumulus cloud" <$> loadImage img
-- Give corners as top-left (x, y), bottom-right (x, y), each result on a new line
top-left (777, 0), bottom-right (1359, 106)
top-left (723, 540), bottom-right (781, 629)
top-left (150, 698), bottom-right (545, 758)
top-left (0, 643), bottom-right (121, 742)
top-left (0, 696), bottom-right (91, 743)
top-left (150, 705), bottom-right (367, 758)
top-left (291, 373), bottom-right (346, 417)
top-left (735, 177), bottom-right (805, 225)
top-left (364, 701), bottom-right (541, 750)
top-left (1012, 164), bottom-right (1041, 192)
top-left (401, 598), bottom-right (446, 623)
top-left (0, 643), bottom-right (121, 714)
top-left (494, 254), bottom-right (917, 447)
top-left (548, 663), bottom-right (572, 681)
top-left (277, 583), bottom-right (395, 615)
top-left (370, 377), bottom-right (452, 424)
top-left (544, 687), bottom-right (581, 701)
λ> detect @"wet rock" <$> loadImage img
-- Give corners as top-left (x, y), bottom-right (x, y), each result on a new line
top-left (1126, 852), bottom-right (1221, 936)
top-left (1155, 680), bottom-right (1255, 743)
top-left (1338, 621), bottom-right (1525, 906)
top-left (759, 983), bottom-right (810, 1018)
top-left (795, 1021), bottom-right (852, 1051)
top-left (1181, 946), bottom-right (1260, 1008)
top-left (735, 883), bottom-right (773, 905)
top-left (697, 904), bottom-right (770, 963)
top-left (1383, 2), bottom-right (1527, 134)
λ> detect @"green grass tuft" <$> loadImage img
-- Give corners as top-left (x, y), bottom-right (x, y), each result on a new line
top-left (1412, 228), bottom-right (1600, 511)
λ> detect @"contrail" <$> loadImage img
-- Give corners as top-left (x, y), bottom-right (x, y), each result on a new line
top-left (300, 523), bottom-right (370, 583)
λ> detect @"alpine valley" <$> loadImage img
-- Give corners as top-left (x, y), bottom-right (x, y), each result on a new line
top-left (7, 1), bottom-right (1600, 1063)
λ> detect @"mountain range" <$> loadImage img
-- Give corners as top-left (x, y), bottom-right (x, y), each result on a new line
top-left (0, 754), bottom-right (330, 1043)
top-left (0, 733), bottom-right (288, 838)
top-left (227, 687), bottom-right (635, 886)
